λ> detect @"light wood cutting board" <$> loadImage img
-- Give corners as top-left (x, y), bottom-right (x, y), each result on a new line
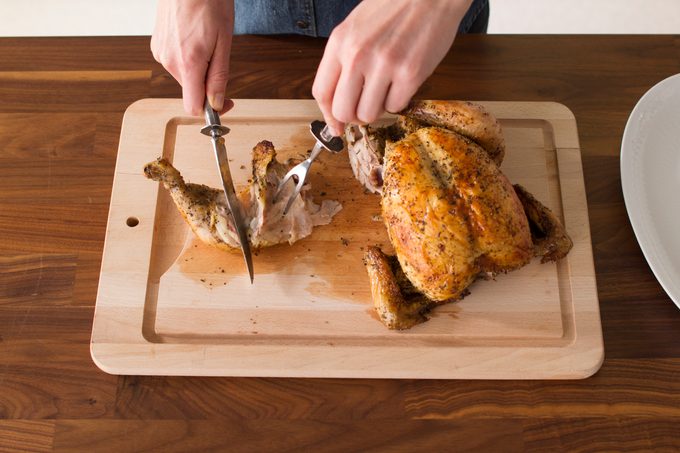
top-left (91, 99), bottom-right (603, 378)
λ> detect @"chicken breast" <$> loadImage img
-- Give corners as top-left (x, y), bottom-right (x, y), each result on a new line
top-left (346, 100), bottom-right (506, 195)
top-left (381, 127), bottom-right (533, 302)
top-left (144, 140), bottom-right (342, 251)
top-left (366, 180), bottom-right (573, 330)
top-left (402, 100), bottom-right (506, 165)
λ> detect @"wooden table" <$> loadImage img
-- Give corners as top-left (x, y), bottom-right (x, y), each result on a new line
top-left (1, 35), bottom-right (680, 451)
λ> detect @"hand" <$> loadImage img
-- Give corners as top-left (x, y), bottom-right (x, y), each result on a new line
top-left (151, 0), bottom-right (235, 115)
top-left (312, 0), bottom-right (472, 135)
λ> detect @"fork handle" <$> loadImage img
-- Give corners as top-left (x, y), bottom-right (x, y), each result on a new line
top-left (311, 120), bottom-right (344, 153)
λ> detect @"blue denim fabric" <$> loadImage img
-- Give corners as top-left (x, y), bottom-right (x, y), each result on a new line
top-left (234, 0), bottom-right (489, 37)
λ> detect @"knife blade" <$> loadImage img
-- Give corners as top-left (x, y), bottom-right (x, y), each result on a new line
top-left (200, 99), bottom-right (254, 283)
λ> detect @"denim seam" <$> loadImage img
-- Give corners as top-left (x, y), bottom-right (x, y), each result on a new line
top-left (306, 0), bottom-right (318, 37)
top-left (296, 0), bottom-right (316, 37)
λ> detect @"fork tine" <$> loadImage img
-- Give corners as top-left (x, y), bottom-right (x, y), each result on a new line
top-left (276, 140), bottom-right (322, 215)
top-left (282, 169), bottom-right (308, 215)
top-left (274, 166), bottom-right (299, 202)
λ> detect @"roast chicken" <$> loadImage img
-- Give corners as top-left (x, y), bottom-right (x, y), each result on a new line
top-left (346, 100), bottom-right (505, 194)
top-left (350, 101), bottom-right (573, 329)
top-left (144, 140), bottom-right (342, 251)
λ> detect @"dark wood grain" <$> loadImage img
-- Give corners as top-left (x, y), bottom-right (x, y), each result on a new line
top-left (1, 35), bottom-right (680, 451)
top-left (51, 419), bottom-right (525, 453)
top-left (0, 420), bottom-right (54, 452)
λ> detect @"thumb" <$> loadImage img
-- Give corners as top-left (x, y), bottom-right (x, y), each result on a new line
top-left (205, 32), bottom-right (232, 112)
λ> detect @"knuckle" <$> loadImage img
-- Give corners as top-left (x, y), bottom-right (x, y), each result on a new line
top-left (312, 83), bottom-right (332, 104)
top-left (207, 70), bottom-right (229, 85)
top-left (356, 107), bottom-right (378, 124)
top-left (187, 103), bottom-right (202, 116)
top-left (329, 23), bottom-right (347, 42)
top-left (385, 95), bottom-right (410, 114)
top-left (179, 47), bottom-right (203, 67)
top-left (394, 65), bottom-right (422, 85)
top-left (376, 48), bottom-right (400, 70)
top-left (332, 105), bottom-right (354, 124)
top-left (332, 29), bottom-right (367, 68)
top-left (344, 42), bottom-right (368, 69)
top-left (159, 50), bottom-right (171, 65)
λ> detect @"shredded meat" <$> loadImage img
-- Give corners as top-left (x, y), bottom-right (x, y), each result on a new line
top-left (144, 140), bottom-right (342, 251)
top-left (345, 124), bottom-right (386, 194)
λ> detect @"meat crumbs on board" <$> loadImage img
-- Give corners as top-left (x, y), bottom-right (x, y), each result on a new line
top-left (347, 100), bottom-right (573, 330)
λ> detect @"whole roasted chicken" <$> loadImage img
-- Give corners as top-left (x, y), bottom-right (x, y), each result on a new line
top-left (144, 140), bottom-right (342, 251)
top-left (347, 101), bottom-right (573, 329)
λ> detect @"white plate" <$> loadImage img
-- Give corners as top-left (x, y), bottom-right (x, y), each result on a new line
top-left (621, 73), bottom-right (680, 309)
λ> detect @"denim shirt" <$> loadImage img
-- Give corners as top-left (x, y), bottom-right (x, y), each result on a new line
top-left (234, 0), bottom-right (488, 37)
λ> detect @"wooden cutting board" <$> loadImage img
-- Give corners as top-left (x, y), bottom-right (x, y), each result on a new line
top-left (91, 99), bottom-right (603, 378)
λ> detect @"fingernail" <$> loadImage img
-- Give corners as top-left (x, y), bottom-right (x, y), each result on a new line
top-left (209, 92), bottom-right (224, 111)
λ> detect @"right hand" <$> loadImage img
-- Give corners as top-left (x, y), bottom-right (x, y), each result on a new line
top-left (151, 0), bottom-right (235, 115)
top-left (312, 0), bottom-right (470, 136)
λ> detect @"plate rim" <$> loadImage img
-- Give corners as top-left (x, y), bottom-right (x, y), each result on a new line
top-left (621, 72), bottom-right (680, 309)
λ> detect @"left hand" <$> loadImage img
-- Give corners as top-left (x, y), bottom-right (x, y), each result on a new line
top-left (312, 0), bottom-right (472, 135)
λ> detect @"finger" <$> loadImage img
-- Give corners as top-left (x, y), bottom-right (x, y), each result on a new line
top-left (164, 58), bottom-right (183, 86)
top-left (355, 71), bottom-right (391, 124)
top-left (331, 68), bottom-right (364, 126)
top-left (312, 50), bottom-right (343, 135)
top-left (219, 98), bottom-right (235, 115)
top-left (384, 78), bottom-right (419, 114)
top-left (181, 59), bottom-right (209, 116)
top-left (205, 31), bottom-right (232, 112)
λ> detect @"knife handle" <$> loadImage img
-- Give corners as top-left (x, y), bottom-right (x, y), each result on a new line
top-left (201, 99), bottom-right (231, 137)
top-left (204, 98), bottom-right (221, 124)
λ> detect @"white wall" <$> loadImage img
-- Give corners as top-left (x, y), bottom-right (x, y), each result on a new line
top-left (0, 0), bottom-right (157, 37)
top-left (0, 0), bottom-right (679, 37)
top-left (488, 0), bottom-right (680, 34)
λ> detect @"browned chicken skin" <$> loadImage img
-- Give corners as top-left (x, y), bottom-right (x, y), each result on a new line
top-left (401, 100), bottom-right (506, 165)
top-left (513, 184), bottom-right (573, 263)
top-left (363, 246), bottom-right (432, 330)
top-left (346, 100), bottom-right (506, 196)
top-left (351, 101), bottom-right (573, 329)
top-left (382, 127), bottom-right (533, 302)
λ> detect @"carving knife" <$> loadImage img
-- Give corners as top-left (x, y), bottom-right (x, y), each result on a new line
top-left (200, 99), bottom-right (254, 283)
